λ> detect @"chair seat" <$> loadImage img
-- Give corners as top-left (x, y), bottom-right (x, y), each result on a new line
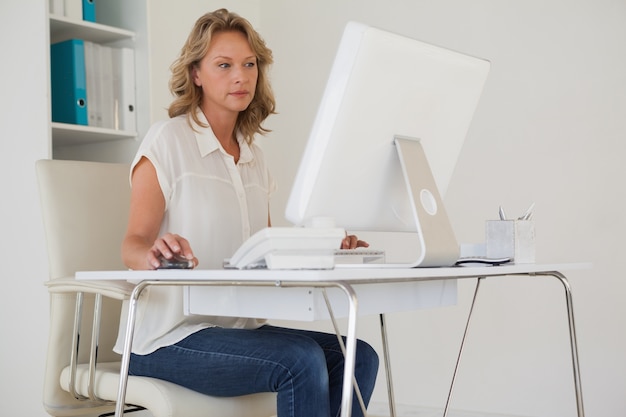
top-left (60, 362), bottom-right (277, 417)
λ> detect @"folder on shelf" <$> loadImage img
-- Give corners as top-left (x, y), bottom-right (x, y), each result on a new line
top-left (83, 41), bottom-right (100, 127)
top-left (82, 0), bottom-right (95, 22)
top-left (50, 39), bottom-right (88, 126)
top-left (49, 0), bottom-right (65, 16)
top-left (84, 42), bottom-right (133, 131)
top-left (112, 47), bottom-right (137, 132)
top-left (63, 0), bottom-right (82, 21)
top-left (99, 45), bottom-right (115, 129)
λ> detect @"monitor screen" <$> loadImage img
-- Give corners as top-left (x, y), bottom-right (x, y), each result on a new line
top-left (285, 22), bottom-right (490, 260)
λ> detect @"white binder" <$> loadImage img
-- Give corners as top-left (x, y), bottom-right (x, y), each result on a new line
top-left (99, 45), bottom-right (115, 129)
top-left (84, 41), bottom-right (100, 127)
top-left (112, 47), bottom-right (137, 132)
top-left (63, 0), bottom-right (82, 20)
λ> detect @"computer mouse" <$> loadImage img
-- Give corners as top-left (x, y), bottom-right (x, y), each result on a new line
top-left (157, 254), bottom-right (194, 269)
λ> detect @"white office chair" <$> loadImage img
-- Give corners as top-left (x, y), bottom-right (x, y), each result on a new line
top-left (37, 159), bottom-right (277, 417)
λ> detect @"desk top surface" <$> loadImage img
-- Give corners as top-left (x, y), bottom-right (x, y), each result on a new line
top-left (76, 262), bottom-right (591, 284)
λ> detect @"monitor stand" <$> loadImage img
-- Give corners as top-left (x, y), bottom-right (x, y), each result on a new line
top-left (394, 136), bottom-right (460, 267)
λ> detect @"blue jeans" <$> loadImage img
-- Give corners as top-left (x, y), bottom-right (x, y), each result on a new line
top-left (129, 325), bottom-right (379, 417)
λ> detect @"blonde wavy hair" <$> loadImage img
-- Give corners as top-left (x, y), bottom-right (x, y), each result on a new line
top-left (168, 9), bottom-right (276, 143)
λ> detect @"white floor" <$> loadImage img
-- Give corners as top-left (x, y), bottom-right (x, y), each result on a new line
top-left (367, 402), bottom-right (526, 417)
top-left (124, 403), bottom-right (526, 417)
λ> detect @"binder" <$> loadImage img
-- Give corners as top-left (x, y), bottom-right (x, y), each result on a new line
top-left (99, 45), bottom-right (115, 129)
top-left (49, 0), bottom-right (65, 16)
top-left (64, 0), bottom-right (82, 21)
top-left (82, 0), bottom-right (95, 22)
top-left (50, 39), bottom-right (88, 126)
top-left (83, 41), bottom-right (100, 127)
top-left (112, 47), bottom-right (137, 132)
top-left (92, 43), bottom-right (103, 126)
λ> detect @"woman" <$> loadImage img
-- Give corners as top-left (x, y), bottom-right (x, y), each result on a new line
top-left (116, 9), bottom-right (378, 417)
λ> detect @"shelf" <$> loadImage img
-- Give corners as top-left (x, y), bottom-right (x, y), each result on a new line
top-left (52, 122), bottom-right (137, 147)
top-left (47, 1), bottom-right (147, 161)
top-left (49, 14), bottom-right (135, 44)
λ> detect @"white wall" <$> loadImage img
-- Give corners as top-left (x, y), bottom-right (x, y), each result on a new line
top-left (147, 2), bottom-right (626, 416)
top-left (2, 0), bottom-right (623, 416)
top-left (0, 0), bottom-right (51, 416)
top-left (256, 1), bottom-right (626, 416)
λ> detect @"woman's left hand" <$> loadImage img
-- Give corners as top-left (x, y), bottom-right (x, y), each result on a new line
top-left (341, 234), bottom-right (369, 249)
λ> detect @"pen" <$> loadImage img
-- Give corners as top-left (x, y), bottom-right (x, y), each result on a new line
top-left (519, 202), bottom-right (535, 220)
top-left (498, 206), bottom-right (507, 220)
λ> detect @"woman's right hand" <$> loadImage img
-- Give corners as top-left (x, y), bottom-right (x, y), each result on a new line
top-left (147, 233), bottom-right (198, 269)
top-left (122, 157), bottom-right (199, 270)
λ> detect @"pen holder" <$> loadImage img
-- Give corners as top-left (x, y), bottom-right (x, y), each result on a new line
top-left (486, 220), bottom-right (535, 263)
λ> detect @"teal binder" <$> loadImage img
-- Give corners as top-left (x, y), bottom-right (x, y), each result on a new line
top-left (50, 39), bottom-right (88, 126)
top-left (82, 0), bottom-right (96, 22)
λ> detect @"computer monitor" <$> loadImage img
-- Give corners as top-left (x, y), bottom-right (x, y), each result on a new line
top-left (285, 21), bottom-right (490, 266)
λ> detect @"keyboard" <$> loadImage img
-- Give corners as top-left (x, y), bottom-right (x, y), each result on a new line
top-left (334, 248), bottom-right (386, 265)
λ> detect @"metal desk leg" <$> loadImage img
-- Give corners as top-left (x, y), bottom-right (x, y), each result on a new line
top-left (537, 272), bottom-right (585, 417)
top-left (379, 314), bottom-right (397, 417)
top-left (115, 282), bottom-right (148, 417)
top-left (334, 282), bottom-right (360, 417)
top-left (322, 289), bottom-right (367, 416)
top-left (323, 296), bottom-right (400, 417)
top-left (443, 277), bottom-right (484, 417)
top-left (443, 273), bottom-right (585, 417)
top-left (115, 280), bottom-right (360, 417)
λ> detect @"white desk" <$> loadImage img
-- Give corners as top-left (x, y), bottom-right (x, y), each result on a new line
top-left (77, 262), bottom-right (590, 417)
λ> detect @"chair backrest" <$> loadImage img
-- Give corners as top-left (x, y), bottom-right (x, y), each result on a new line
top-left (36, 159), bottom-right (131, 279)
top-left (37, 159), bottom-right (131, 416)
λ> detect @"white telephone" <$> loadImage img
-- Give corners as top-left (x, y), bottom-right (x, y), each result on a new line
top-left (225, 226), bottom-right (346, 270)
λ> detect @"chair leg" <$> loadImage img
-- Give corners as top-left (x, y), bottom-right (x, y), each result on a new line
top-left (69, 292), bottom-right (86, 400)
top-left (88, 293), bottom-right (103, 401)
top-left (99, 405), bottom-right (146, 417)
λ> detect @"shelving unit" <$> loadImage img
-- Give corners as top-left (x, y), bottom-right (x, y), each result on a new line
top-left (47, 1), bottom-right (149, 162)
